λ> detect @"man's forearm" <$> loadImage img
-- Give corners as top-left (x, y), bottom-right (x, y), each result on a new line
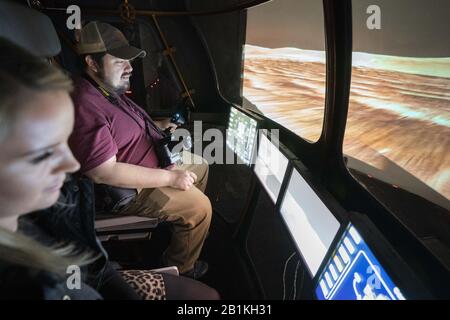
top-left (90, 162), bottom-right (173, 189)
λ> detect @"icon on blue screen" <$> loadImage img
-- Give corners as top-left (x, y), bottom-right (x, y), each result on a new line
top-left (316, 224), bottom-right (406, 300)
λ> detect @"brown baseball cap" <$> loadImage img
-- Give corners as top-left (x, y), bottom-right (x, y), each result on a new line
top-left (77, 21), bottom-right (146, 60)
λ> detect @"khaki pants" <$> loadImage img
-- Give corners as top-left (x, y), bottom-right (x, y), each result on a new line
top-left (117, 152), bottom-right (211, 273)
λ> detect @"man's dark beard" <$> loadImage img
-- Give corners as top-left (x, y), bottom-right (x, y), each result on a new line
top-left (98, 69), bottom-right (130, 95)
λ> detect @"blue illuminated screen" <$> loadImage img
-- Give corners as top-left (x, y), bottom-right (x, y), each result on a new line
top-left (315, 223), bottom-right (406, 300)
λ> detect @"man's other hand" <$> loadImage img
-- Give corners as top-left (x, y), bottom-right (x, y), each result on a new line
top-left (170, 170), bottom-right (198, 191)
top-left (154, 118), bottom-right (178, 133)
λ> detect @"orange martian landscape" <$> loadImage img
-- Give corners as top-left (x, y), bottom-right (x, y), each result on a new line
top-left (243, 45), bottom-right (450, 201)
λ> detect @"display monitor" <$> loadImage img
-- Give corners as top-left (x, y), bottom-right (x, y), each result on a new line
top-left (315, 223), bottom-right (406, 300)
top-left (280, 167), bottom-right (341, 276)
top-left (226, 107), bottom-right (258, 165)
top-left (254, 131), bottom-right (290, 203)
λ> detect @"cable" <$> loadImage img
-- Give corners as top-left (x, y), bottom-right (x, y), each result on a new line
top-left (282, 251), bottom-right (296, 300)
top-left (292, 259), bottom-right (300, 300)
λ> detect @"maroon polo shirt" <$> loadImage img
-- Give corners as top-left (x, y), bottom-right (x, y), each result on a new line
top-left (69, 77), bottom-right (160, 174)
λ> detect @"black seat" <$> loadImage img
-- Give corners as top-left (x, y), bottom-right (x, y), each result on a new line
top-left (0, 1), bottom-right (60, 57)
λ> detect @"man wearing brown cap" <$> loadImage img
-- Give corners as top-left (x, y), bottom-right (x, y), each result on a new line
top-left (69, 21), bottom-right (211, 279)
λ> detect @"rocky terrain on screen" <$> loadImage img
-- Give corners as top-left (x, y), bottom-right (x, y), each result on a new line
top-left (243, 45), bottom-right (450, 200)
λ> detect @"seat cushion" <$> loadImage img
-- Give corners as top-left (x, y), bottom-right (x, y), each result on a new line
top-left (0, 1), bottom-right (61, 57)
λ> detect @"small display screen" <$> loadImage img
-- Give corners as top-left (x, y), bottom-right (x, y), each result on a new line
top-left (226, 107), bottom-right (258, 165)
top-left (280, 168), bottom-right (341, 276)
top-left (316, 224), bottom-right (406, 300)
top-left (254, 132), bottom-right (289, 203)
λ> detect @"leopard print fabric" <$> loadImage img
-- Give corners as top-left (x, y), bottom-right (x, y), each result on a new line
top-left (119, 270), bottom-right (166, 300)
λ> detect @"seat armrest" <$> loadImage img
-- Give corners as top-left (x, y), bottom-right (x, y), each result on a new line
top-left (95, 215), bottom-right (159, 233)
top-left (150, 266), bottom-right (179, 276)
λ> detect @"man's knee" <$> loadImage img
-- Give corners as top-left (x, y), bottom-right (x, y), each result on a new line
top-left (175, 191), bottom-right (212, 228)
top-left (194, 193), bottom-right (212, 225)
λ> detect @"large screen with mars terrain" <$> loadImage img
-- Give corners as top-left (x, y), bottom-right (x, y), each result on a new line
top-left (243, 0), bottom-right (449, 209)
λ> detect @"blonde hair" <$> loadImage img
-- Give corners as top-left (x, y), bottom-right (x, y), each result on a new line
top-left (0, 226), bottom-right (95, 275)
top-left (0, 38), bottom-right (96, 275)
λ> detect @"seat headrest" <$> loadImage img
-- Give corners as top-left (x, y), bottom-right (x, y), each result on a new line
top-left (0, 1), bottom-right (60, 57)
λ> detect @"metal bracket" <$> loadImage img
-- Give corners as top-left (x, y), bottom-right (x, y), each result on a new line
top-left (119, 0), bottom-right (136, 24)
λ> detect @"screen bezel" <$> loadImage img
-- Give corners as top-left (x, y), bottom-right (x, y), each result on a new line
top-left (277, 160), bottom-right (349, 281)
